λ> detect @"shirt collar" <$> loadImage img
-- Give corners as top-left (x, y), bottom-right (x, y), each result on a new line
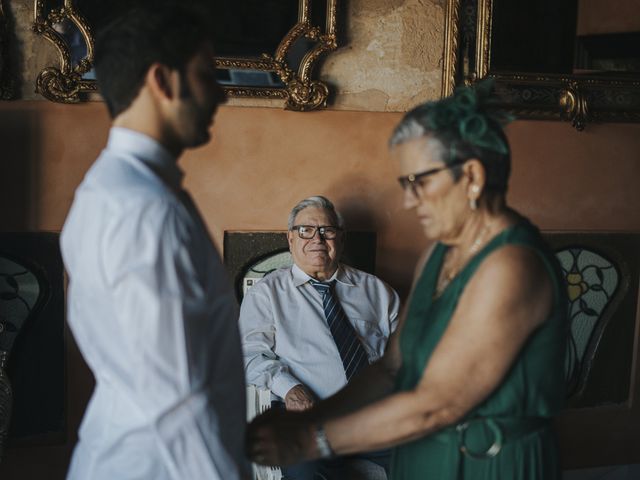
top-left (107, 127), bottom-right (184, 191)
top-left (291, 263), bottom-right (357, 287)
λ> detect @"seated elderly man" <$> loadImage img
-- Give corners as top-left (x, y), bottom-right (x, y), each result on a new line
top-left (239, 195), bottom-right (399, 480)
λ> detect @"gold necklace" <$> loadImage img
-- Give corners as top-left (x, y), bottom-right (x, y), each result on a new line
top-left (434, 223), bottom-right (492, 299)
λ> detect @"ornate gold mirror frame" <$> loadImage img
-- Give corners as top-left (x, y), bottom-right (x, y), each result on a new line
top-left (32, 0), bottom-right (95, 103)
top-left (32, 0), bottom-right (338, 111)
top-left (442, 0), bottom-right (640, 130)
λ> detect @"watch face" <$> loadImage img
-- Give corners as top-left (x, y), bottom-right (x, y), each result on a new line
top-left (315, 425), bottom-right (334, 458)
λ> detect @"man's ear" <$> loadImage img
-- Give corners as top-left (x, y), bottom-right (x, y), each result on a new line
top-left (287, 230), bottom-right (295, 251)
top-left (145, 63), bottom-right (176, 102)
top-left (336, 232), bottom-right (345, 259)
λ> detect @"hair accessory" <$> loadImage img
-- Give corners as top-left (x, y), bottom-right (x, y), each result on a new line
top-left (409, 78), bottom-right (514, 157)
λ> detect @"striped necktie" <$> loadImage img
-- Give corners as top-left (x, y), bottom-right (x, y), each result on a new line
top-left (309, 279), bottom-right (370, 381)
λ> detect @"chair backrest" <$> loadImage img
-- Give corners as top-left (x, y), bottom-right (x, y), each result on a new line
top-left (0, 253), bottom-right (47, 462)
top-left (556, 247), bottom-right (621, 400)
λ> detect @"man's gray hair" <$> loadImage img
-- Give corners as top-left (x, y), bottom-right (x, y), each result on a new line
top-left (287, 196), bottom-right (344, 230)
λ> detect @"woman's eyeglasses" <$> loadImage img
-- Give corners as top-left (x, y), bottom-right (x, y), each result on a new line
top-left (397, 161), bottom-right (465, 198)
top-left (291, 225), bottom-right (342, 240)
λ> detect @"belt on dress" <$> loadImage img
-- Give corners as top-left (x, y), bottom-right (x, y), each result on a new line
top-left (432, 416), bottom-right (551, 460)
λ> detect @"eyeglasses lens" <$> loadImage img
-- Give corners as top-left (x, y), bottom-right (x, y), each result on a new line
top-left (296, 226), bottom-right (338, 239)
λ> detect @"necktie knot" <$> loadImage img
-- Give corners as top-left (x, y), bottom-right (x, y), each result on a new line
top-left (309, 279), bottom-right (334, 296)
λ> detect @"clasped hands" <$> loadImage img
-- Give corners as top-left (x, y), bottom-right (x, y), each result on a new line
top-left (247, 384), bottom-right (322, 467)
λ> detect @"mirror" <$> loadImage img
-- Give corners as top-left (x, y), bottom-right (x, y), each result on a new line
top-left (0, 0), bottom-right (13, 99)
top-left (32, 0), bottom-right (339, 111)
top-left (442, 0), bottom-right (640, 130)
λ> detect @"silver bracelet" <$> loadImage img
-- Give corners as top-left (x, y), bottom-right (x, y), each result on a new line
top-left (314, 424), bottom-right (334, 458)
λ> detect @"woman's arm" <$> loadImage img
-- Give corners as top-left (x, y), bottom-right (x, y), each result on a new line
top-left (324, 244), bottom-right (554, 453)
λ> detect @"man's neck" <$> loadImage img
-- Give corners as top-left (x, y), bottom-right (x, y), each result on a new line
top-left (112, 104), bottom-right (183, 159)
top-left (306, 266), bottom-right (338, 282)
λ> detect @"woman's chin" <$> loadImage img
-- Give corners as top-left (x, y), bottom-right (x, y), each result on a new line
top-left (420, 223), bottom-right (438, 240)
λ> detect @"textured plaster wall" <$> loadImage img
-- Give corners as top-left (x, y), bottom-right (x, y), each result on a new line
top-left (7, 0), bottom-right (444, 111)
top-left (322, 0), bottom-right (444, 111)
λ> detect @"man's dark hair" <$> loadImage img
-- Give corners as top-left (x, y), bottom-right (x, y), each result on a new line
top-left (94, 2), bottom-right (214, 118)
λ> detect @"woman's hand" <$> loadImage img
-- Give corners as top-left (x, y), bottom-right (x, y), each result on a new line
top-left (247, 408), bottom-right (318, 466)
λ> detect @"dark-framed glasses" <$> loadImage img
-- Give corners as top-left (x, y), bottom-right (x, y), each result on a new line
top-left (292, 225), bottom-right (342, 240)
top-left (397, 161), bottom-right (465, 198)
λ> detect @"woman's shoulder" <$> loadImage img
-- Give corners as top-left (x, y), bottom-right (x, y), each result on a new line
top-left (464, 242), bottom-right (555, 329)
top-left (463, 213), bottom-right (553, 291)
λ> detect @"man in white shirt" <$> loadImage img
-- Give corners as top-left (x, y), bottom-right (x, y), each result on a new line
top-left (239, 196), bottom-right (400, 479)
top-left (60, 5), bottom-right (249, 480)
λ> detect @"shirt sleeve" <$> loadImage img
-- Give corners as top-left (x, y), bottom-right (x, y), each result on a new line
top-left (387, 283), bottom-right (401, 334)
top-left (103, 200), bottom-right (246, 480)
top-left (238, 283), bottom-right (301, 399)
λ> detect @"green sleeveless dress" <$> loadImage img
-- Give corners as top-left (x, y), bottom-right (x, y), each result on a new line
top-left (391, 220), bottom-right (567, 480)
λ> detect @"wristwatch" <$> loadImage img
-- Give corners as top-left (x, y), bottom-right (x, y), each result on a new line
top-left (314, 424), bottom-right (335, 458)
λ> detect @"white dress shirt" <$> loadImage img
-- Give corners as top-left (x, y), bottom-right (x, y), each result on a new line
top-left (239, 263), bottom-right (399, 400)
top-left (61, 128), bottom-right (249, 480)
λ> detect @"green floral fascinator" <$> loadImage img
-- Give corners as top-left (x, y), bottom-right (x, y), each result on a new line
top-left (401, 78), bottom-right (514, 156)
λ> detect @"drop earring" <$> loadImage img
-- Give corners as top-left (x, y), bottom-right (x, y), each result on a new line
top-left (469, 185), bottom-right (480, 211)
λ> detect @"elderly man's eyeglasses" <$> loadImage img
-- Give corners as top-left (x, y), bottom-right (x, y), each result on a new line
top-left (397, 161), bottom-right (465, 198)
top-left (292, 225), bottom-right (342, 240)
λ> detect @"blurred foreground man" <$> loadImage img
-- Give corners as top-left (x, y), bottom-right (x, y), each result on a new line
top-left (60, 5), bottom-right (249, 479)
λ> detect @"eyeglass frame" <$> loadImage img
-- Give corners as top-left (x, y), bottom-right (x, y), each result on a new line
top-left (397, 159), bottom-right (468, 198)
top-left (290, 225), bottom-right (343, 240)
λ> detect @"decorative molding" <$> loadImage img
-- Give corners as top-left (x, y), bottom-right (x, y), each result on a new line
top-left (33, 0), bottom-right (339, 111)
top-left (441, 0), bottom-right (640, 129)
top-left (441, 0), bottom-right (460, 96)
top-left (475, 0), bottom-right (492, 80)
top-left (559, 81), bottom-right (589, 131)
top-left (32, 0), bottom-right (95, 103)
top-left (223, 86), bottom-right (288, 100)
top-left (215, 56), bottom-right (278, 71)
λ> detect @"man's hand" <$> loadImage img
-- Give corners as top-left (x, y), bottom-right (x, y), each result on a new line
top-left (285, 384), bottom-right (316, 411)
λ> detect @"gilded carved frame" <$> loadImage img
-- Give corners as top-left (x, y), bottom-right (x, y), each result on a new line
top-left (32, 0), bottom-right (338, 111)
top-left (442, 0), bottom-right (640, 130)
top-left (32, 0), bottom-right (96, 103)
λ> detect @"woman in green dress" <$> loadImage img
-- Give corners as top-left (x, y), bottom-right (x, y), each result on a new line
top-left (247, 81), bottom-right (568, 480)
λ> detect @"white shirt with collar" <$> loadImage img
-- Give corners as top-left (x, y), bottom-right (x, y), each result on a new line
top-left (239, 263), bottom-right (400, 400)
top-left (61, 127), bottom-right (249, 480)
